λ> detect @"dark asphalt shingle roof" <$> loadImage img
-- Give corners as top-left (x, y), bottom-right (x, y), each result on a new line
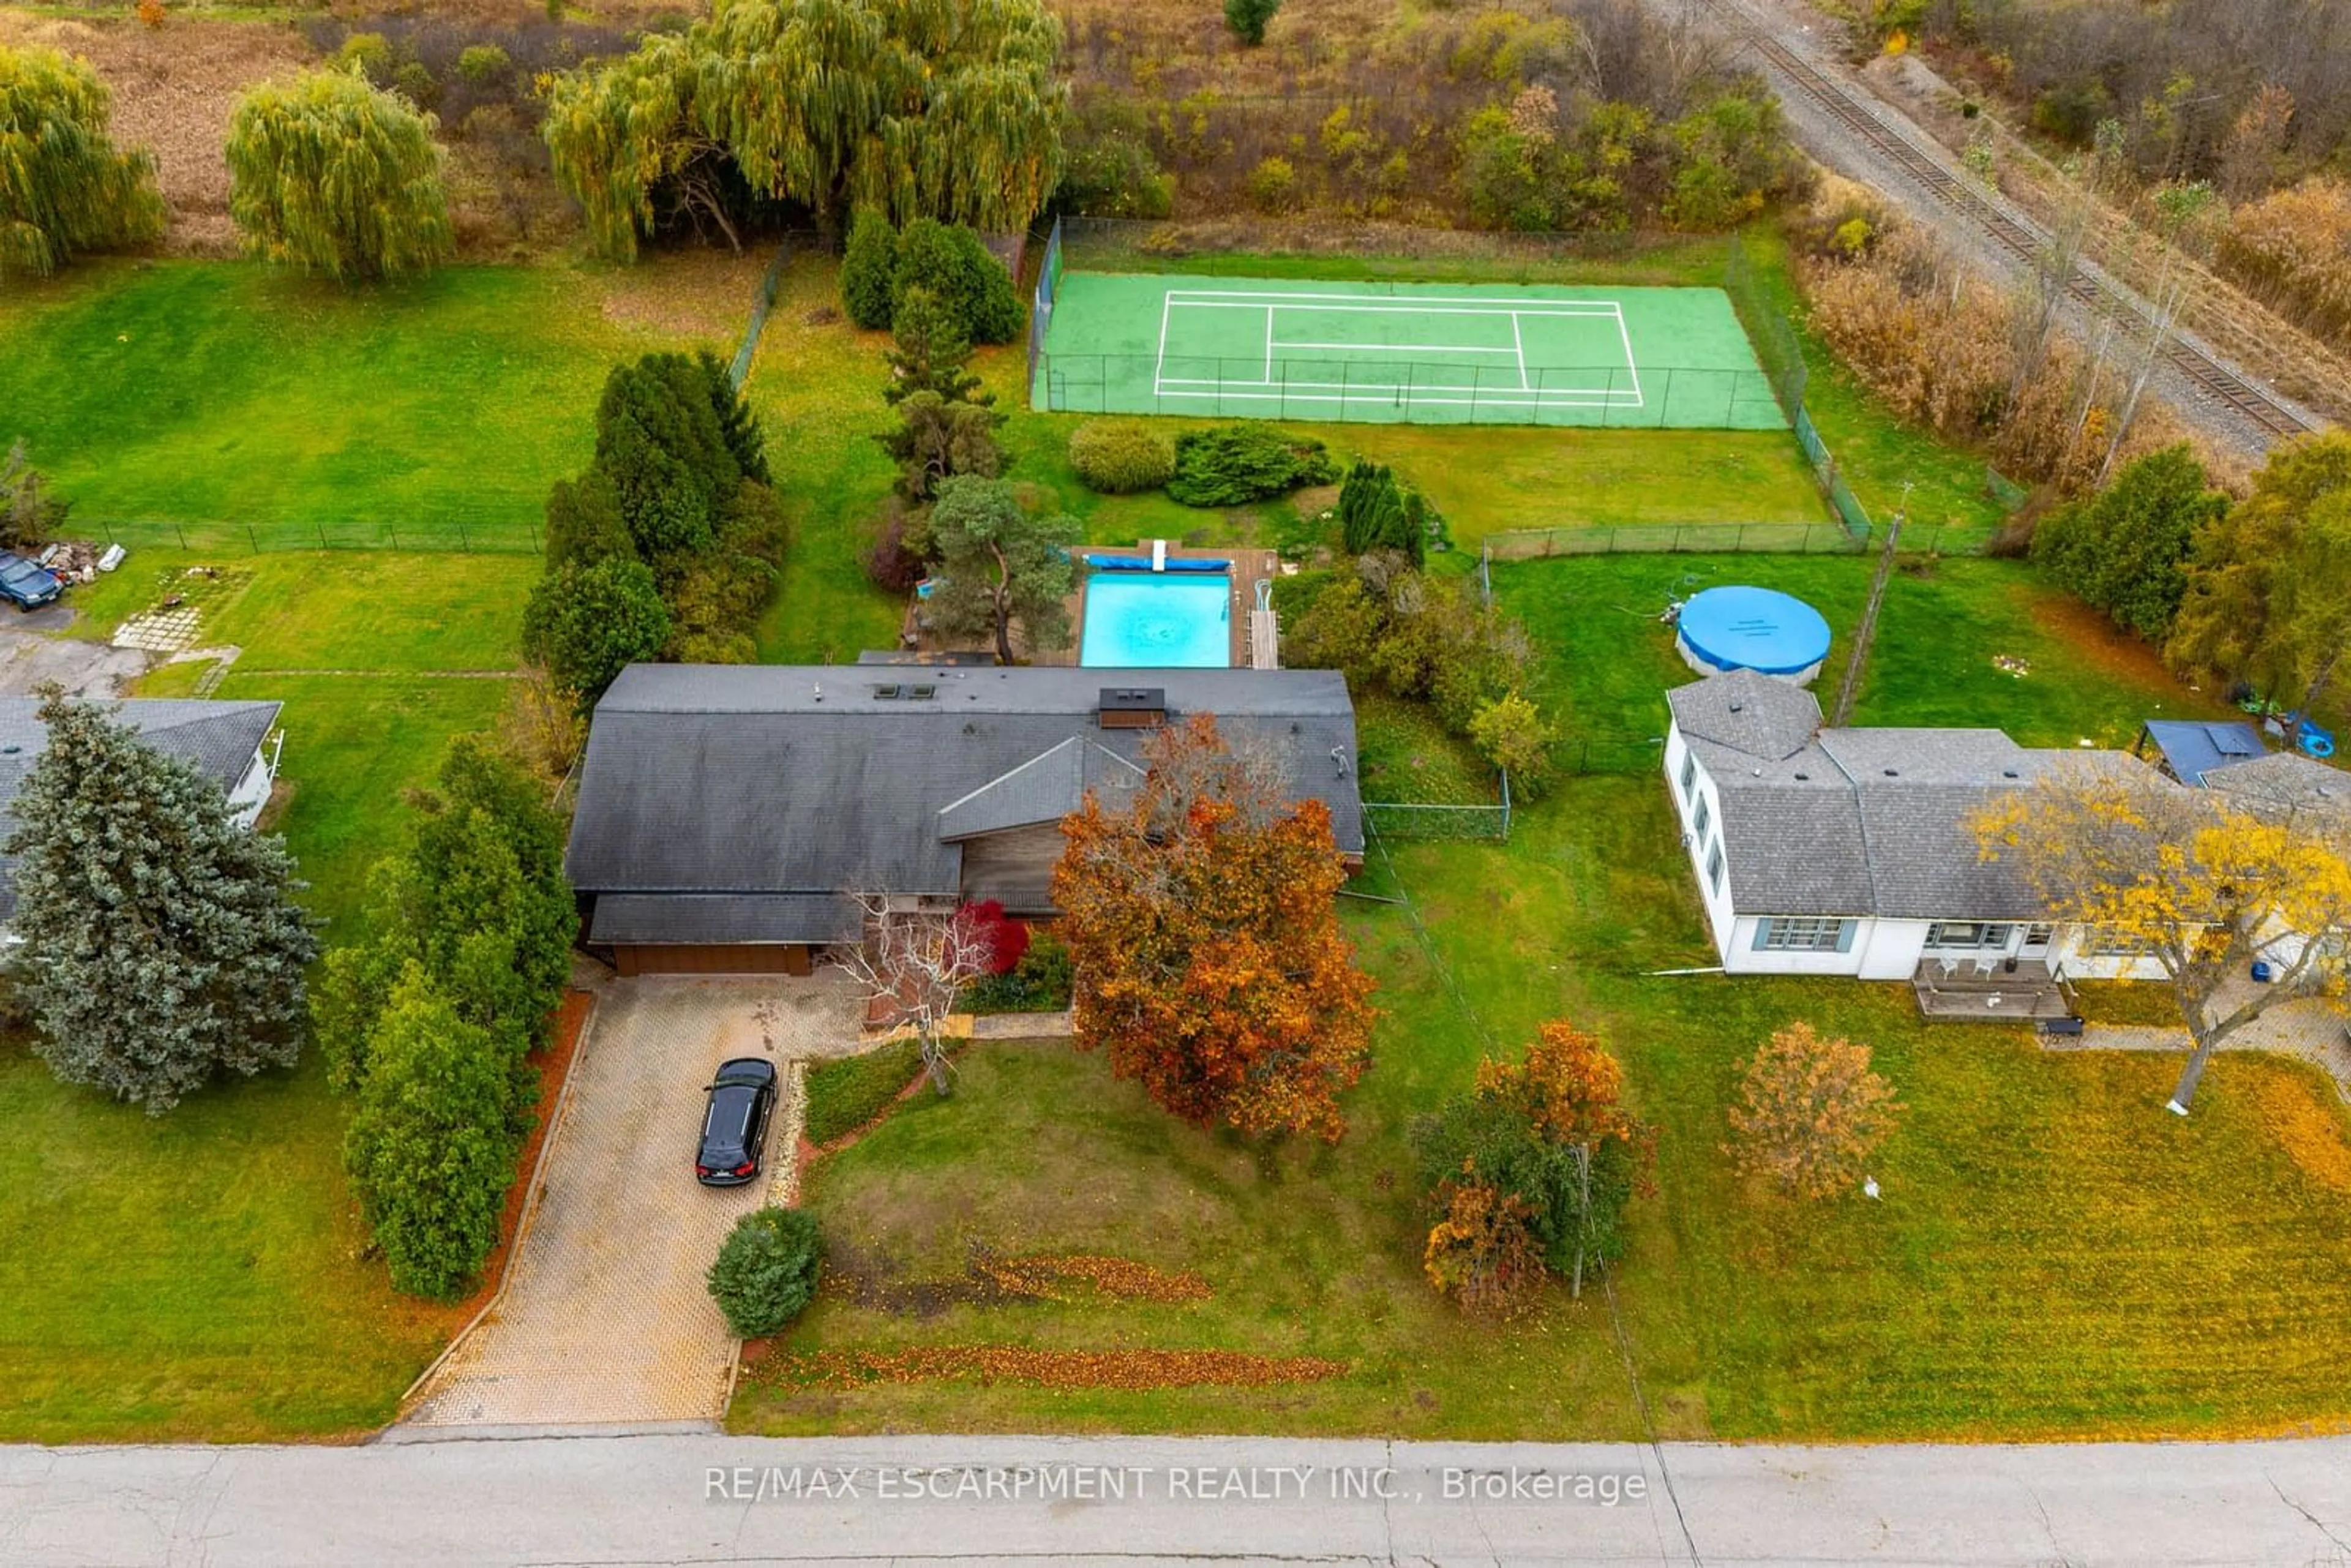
top-left (1674, 672), bottom-right (2165, 919)
top-left (2204, 751), bottom-right (2351, 820)
top-left (567, 665), bottom-right (1364, 933)
top-left (1665, 668), bottom-right (1821, 762)
top-left (0, 697), bottom-right (280, 922)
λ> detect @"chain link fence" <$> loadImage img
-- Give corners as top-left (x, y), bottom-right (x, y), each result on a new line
top-left (1052, 216), bottom-right (1695, 279)
top-left (87, 516), bottom-right (542, 556)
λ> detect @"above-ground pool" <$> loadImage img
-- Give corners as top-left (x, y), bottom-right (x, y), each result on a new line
top-left (1676, 585), bottom-right (1831, 683)
top-left (1080, 572), bottom-right (1231, 667)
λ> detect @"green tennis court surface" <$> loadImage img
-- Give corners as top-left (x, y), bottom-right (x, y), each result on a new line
top-left (1033, 272), bottom-right (1784, 430)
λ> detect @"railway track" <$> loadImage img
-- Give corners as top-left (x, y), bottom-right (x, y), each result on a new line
top-left (1723, 11), bottom-right (2320, 440)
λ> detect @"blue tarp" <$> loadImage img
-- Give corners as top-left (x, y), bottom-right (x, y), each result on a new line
top-left (1676, 586), bottom-right (1831, 677)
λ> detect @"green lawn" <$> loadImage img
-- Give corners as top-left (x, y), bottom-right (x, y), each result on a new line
top-left (738, 538), bottom-right (2351, 1442)
top-left (0, 551), bottom-right (520, 1441)
top-left (1490, 551), bottom-right (2233, 752)
top-left (0, 261), bottom-right (669, 550)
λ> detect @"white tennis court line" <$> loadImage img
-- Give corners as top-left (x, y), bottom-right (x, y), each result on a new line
top-left (1153, 291), bottom-right (1644, 408)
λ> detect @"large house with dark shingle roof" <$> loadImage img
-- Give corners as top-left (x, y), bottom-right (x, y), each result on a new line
top-left (0, 697), bottom-right (283, 923)
top-left (1662, 669), bottom-right (2165, 1001)
top-left (565, 663), bottom-right (1363, 977)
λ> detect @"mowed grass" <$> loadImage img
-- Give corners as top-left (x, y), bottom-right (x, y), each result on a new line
top-left (0, 260), bottom-right (662, 542)
top-left (1490, 551), bottom-right (2233, 751)
top-left (739, 539), bottom-right (2351, 1441)
top-left (0, 551), bottom-right (520, 1441)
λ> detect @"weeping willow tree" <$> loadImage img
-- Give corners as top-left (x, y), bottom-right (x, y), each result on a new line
top-left (543, 0), bottom-right (1065, 263)
top-left (0, 45), bottom-right (164, 279)
top-left (225, 69), bottom-right (453, 283)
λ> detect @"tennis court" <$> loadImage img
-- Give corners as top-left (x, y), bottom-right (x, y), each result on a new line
top-left (1031, 271), bottom-right (1784, 430)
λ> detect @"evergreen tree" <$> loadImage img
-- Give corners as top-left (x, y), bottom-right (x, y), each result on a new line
top-left (877, 390), bottom-right (1005, 500)
top-left (0, 44), bottom-right (164, 279)
top-left (522, 553), bottom-right (673, 699)
top-left (1224, 0), bottom-right (1280, 46)
top-left (225, 68), bottom-right (452, 282)
top-left (697, 349), bottom-right (768, 484)
top-left (343, 964), bottom-right (522, 1300)
top-left (883, 287), bottom-right (987, 407)
top-left (840, 206), bottom-right (899, 328)
top-left (593, 354), bottom-right (744, 562)
top-left (924, 476), bottom-right (1080, 663)
top-left (6, 689), bottom-right (318, 1114)
top-left (542, 471), bottom-right (634, 571)
top-left (2032, 445), bottom-right (2226, 643)
top-left (890, 217), bottom-right (1023, 344)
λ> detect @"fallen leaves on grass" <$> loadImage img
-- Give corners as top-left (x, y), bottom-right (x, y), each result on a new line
top-left (975, 1252), bottom-right (1213, 1305)
top-left (2259, 1073), bottom-right (2351, 1195)
top-left (763, 1346), bottom-right (1346, 1392)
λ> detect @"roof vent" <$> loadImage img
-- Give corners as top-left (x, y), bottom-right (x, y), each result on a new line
top-left (2001, 769), bottom-right (2020, 779)
top-left (1883, 768), bottom-right (1899, 777)
top-left (1728, 700), bottom-right (1745, 713)
top-left (1098, 686), bottom-right (1166, 730)
top-left (1793, 771), bottom-right (1809, 781)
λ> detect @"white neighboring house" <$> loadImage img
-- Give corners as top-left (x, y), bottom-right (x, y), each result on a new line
top-left (1661, 669), bottom-right (2165, 1016)
top-left (0, 697), bottom-right (284, 927)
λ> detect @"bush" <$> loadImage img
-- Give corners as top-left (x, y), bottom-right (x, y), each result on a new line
top-left (706, 1206), bottom-right (823, 1338)
top-left (456, 44), bottom-right (511, 86)
top-left (803, 1040), bottom-right (927, 1145)
top-left (892, 218), bottom-right (1021, 345)
top-left (840, 207), bottom-right (899, 330)
top-left (1068, 419), bottom-right (1174, 493)
top-left (1224, 0), bottom-right (1280, 46)
top-left (864, 500), bottom-right (930, 593)
top-left (959, 929), bottom-right (1073, 1014)
top-left (1055, 107), bottom-right (1174, 219)
top-left (335, 32), bottom-right (392, 82)
top-left (521, 554), bottom-right (672, 699)
top-left (1247, 155), bottom-right (1297, 214)
top-left (2031, 444), bottom-right (2227, 642)
top-left (391, 59), bottom-right (439, 108)
top-left (1166, 424), bottom-right (1337, 507)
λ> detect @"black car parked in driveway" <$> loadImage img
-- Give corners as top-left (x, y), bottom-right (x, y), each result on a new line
top-left (695, 1057), bottom-right (778, 1186)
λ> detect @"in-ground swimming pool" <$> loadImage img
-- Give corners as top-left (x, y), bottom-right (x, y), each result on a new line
top-left (1079, 572), bottom-right (1231, 667)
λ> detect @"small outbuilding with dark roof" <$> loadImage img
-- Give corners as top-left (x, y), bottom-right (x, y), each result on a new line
top-left (565, 663), bottom-right (1363, 976)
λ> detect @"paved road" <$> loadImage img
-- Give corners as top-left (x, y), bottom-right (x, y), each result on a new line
top-left (403, 978), bottom-right (862, 1428)
top-left (6, 1431), bottom-right (2350, 1565)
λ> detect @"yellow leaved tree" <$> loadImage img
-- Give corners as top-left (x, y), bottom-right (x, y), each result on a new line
top-left (1975, 770), bottom-right (2351, 1114)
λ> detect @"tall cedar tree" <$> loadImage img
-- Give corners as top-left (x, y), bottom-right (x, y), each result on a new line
top-left (0, 44), bottom-right (164, 278)
top-left (7, 689), bottom-right (318, 1114)
top-left (541, 0), bottom-right (1065, 262)
top-left (1051, 715), bottom-right (1376, 1141)
top-left (315, 736), bottom-right (577, 1094)
top-left (883, 287), bottom-right (988, 406)
top-left (2031, 445), bottom-right (2228, 643)
top-left (225, 68), bottom-right (452, 282)
top-left (591, 352), bottom-right (747, 564)
top-left (343, 965), bottom-right (523, 1299)
top-left (2169, 430), bottom-right (2351, 716)
top-left (922, 476), bottom-right (1079, 662)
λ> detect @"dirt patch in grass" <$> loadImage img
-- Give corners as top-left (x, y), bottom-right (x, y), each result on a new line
top-left (0, 13), bottom-right (315, 255)
top-left (2025, 588), bottom-right (2199, 698)
top-left (757, 1345), bottom-right (1347, 1392)
top-left (598, 247), bottom-right (773, 346)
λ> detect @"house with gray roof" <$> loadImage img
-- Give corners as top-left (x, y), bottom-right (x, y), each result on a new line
top-left (1662, 669), bottom-right (2164, 1012)
top-left (0, 697), bottom-right (283, 923)
top-left (566, 664), bottom-right (1363, 976)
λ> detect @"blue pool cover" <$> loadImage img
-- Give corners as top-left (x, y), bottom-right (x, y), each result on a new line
top-left (1678, 586), bottom-right (1831, 677)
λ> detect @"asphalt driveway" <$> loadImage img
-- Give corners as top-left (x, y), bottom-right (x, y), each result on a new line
top-left (400, 975), bottom-right (863, 1428)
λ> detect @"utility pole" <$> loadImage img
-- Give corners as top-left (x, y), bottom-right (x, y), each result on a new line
top-left (1831, 483), bottom-right (1909, 729)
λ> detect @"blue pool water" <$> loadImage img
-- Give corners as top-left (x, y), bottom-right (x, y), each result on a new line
top-left (1079, 572), bottom-right (1231, 667)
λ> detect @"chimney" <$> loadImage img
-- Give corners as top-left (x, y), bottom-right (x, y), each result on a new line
top-left (1097, 686), bottom-right (1166, 729)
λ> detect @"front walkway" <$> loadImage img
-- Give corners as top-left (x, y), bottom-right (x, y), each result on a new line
top-left (2061, 987), bottom-right (2351, 1100)
top-left (400, 975), bottom-right (864, 1428)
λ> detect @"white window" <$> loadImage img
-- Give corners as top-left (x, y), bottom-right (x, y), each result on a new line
top-left (1679, 752), bottom-right (1698, 800)
top-left (1925, 921), bottom-right (2012, 950)
top-left (1705, 841), bottom-right (1725, 894)
top-left (1755, 917), bottom-right (1854, 953)
top-left (1692, 794), bottom-right (1711, 841)
top-left (2086, 928), bottom-right (2154, 957)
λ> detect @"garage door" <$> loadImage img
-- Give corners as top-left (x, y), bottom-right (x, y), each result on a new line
top-left (611, 943), bottom-right (812, 977)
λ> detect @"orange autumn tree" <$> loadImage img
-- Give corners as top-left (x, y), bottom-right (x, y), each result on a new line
top-left (1415, 1021), bottom-right (1654, 1315)
top-left (1050, 715), bottom-right (1376, 1141)
top-left (1727, 1022), bottom-right (1902, 1200)
top-left (1974, 768), bottom-right (2351, 1114)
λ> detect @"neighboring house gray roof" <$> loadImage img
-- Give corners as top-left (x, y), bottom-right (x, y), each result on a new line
top-left (2203, 751), bottom-right (2351, 820)
top-left (1666, 667), bottom-right (1821, 762)
top-left (567, 664), bottom-right (1364, 941)
top-left (1673, 672), bottom-right (2162, 920)
top-left (0, 697), bottom-right (280, 922)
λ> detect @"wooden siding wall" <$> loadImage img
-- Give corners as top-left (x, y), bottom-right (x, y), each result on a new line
top-left (958, 823), bottom-right (1065, 914)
